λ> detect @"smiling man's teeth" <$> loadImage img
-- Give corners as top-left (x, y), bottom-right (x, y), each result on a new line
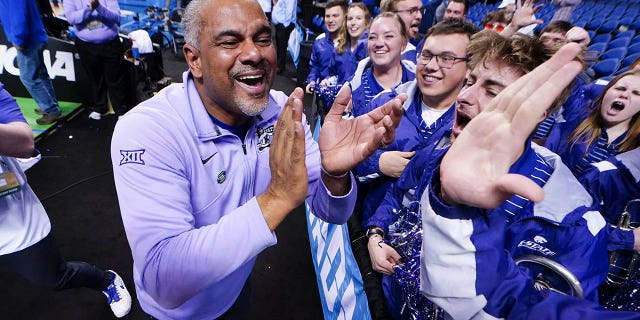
top-left (238, 75), bottom-right (261, 81)
top-left (375, 50), bottom-right (386, 54)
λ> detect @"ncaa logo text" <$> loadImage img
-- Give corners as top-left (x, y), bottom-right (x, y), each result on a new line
top-left (0, 45), bottom-right (76, 81)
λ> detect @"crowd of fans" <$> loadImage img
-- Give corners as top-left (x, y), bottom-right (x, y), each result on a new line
top-left (1, 0), bottom-right (640, 319)
top-left (303, 0), bottom-right (640, 318)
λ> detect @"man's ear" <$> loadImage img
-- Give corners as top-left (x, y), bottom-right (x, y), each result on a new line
top-left (183, 44), bottom-right (203, 78)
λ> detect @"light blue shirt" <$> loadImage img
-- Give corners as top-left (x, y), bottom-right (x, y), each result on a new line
top-left (272, 0), bottom-right (296, 27)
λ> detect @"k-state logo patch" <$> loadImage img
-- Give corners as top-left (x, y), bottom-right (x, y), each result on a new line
top-left (217, 171), bottom-right (226, 184)
top-left (256, 125), bottom-right (274, 153)
top-left (120, 149), bottom-right (145, 165)
top-left (534, 235), bottom-right (547, 244)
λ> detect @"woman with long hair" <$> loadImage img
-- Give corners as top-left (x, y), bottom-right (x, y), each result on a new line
top-left (313, 3), bottom-right (371, 108)
top-left (326, 2), bottom-right (371, 85)
top-left (545, 69), bottom-right (640, 177)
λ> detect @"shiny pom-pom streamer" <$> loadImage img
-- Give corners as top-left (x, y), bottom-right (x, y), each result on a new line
top-left (387, 205), bottom-right (445, 320)
top-left (312, 83), bottom-right (343, 110)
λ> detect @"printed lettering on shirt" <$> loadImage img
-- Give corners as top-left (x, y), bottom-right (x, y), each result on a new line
top-left (518, 237), bottom-right (556, 256)
top-left (256, 125), bottom-right (274, 153)
top-left (119, 149), bottom-right (145, 166)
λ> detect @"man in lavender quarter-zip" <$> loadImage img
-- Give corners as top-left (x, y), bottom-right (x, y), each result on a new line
top-left (110, 0), bottom-right (406, 319)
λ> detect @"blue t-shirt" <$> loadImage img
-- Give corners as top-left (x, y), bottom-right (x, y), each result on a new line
top-left (0, 84), bottom-right (26, 125)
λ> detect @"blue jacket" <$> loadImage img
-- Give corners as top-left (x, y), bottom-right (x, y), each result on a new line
top-left (545, 120), bottom-right (628, 177)
top-left (367, 135), bottom-right (450, 319)
top-left (366, 133), bottom-right (449, 233)
top-left (533, 74), bottom-right (591, 140)
top-left (580, 148), bottom-right (640, 251)
top-left (0, 0), bottom-right (48, 48)
top-left (420, 143), bottom-right (609, 319)
top-left (330, 31), bottom-right (368, 84)
top-left (520, 293), bottom-right (640, 320)
top-left (581, 148), bottom-right (640, 224)
top-left (354, 77), bottom-right (455, 224)
top-left (306, 32), bottom-right (335, 84)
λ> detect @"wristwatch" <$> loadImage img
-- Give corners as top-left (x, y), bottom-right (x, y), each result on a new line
top-left (366, 227), bottom-right (384, 238)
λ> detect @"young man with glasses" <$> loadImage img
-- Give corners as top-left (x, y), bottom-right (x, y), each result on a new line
top-left (355, 18), bottom-right (476, 227)
top-left (418, 34), bottom-right (609, 319)
top-left (367, 32), bottom-right (607, 319)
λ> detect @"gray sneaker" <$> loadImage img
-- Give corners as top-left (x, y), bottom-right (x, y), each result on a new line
top-left (36, 111), bottom-right (63, 125)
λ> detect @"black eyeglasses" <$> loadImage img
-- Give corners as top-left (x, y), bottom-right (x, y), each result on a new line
top-left (394, 6), bottom-right (422, 16)
top-left (416, 50), bottom-right (468, 68)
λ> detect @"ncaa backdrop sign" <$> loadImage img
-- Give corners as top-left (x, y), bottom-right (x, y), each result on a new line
top-left (0, 24), bottom-right (91, 103)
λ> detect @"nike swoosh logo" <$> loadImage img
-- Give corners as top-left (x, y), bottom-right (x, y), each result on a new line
top-left (201, 153), bottom-right (217, 164)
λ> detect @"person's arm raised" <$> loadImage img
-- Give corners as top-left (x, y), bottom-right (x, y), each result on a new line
top-left (439, 42), bottom-right (584, 208)
top-left (500, 0), bottom-right (544, 38)
top-left (318, 84), bottom-right (406, 195)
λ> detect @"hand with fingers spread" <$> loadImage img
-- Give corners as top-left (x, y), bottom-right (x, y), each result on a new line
top-left (257, 88), bottom-right (309, 230)
top-left (318, 84), bottom-right (406, 177)
top-left (502, 0), bottom-right (543, 37)
top-left (439, 43), bottom-right (584, 208)
top-left (379, 151), bottom-right (415, 178)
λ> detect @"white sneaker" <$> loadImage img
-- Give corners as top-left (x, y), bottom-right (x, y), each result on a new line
top-left (88, 112), bottom-right (102, 120)
top-left (102, 270), bottom-right (132, 318)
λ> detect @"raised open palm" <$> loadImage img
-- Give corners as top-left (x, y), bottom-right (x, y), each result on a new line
top-left (440, 43), bottom-right (584, 208)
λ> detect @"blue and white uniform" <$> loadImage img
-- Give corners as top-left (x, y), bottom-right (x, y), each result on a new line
top-left (580, 148), bottom-right (640, 251)
top-left (402, 42), bottom-right (418, 64)
top-left (544, 120), bottom-right (628, 177)
top-left (353, 74), bottom-right (456, 224)
top-left (367, 135), bottom-right (450, 319)
top-left (419, 143), bottom-right (609, 319)
top-left (533, 75), bottom-right (591, 140)
top-left (330, 32), bottom-right (369, 84)
top-left (307, 32), bottom-right (336, 85)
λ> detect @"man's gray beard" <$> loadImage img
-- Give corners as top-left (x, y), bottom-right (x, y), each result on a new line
top-left (236, 95), bottom-right (269, 117)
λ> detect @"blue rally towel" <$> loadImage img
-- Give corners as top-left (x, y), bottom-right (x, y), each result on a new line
top-left (288, 22), bottom-right (303, 68)
top-left (305, 118), bottom-right (372, 320)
